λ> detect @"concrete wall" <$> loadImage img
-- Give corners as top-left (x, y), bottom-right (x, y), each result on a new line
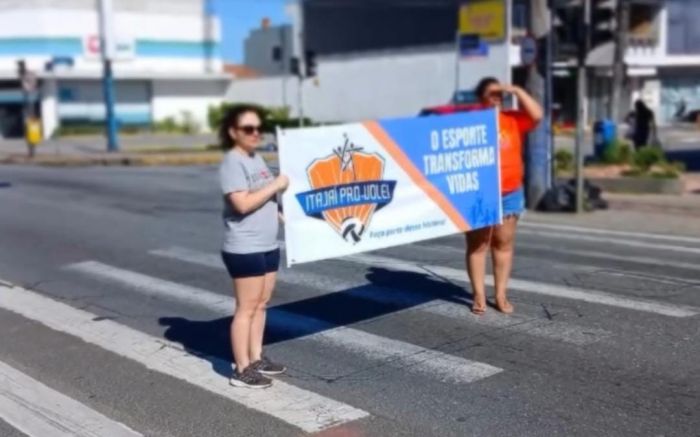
top-left (56, 80), bottom-right (151, 124)
top-left (151, 79), bottom-right (228, 131)
top-left (227, 44), bottom-right (513, 123)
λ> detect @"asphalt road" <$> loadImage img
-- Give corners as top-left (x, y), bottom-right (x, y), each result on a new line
top-left (0, 165), bottom-right (698, 437)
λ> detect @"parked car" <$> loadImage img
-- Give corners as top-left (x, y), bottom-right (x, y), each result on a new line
top-left (418, 89), bottom-right (482, 116)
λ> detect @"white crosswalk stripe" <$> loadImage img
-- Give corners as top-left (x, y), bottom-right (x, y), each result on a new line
top-left (152, 246), bottom-right (611, 345)
top-left (420, 242), bottom-right (700, 277)
top-left (341, 254), bottom-right (700, 318)
top-left (520, 221), bottom-right (700, 245)
top-left (66, 261), bottom-right (503, 384)
top-left (0, 283), bottom-right (368, 434)
top-left (522, 229), bottom-right (700, 255)
top-left (0, 360), bottom-right (142, 437)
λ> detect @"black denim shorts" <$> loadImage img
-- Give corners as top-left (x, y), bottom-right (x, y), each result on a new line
top-left (221, 248), bottom-right (280, 279)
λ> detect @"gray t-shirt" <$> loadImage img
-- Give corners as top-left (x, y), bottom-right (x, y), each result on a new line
top-left (219, 150), bottom-right (279, 254)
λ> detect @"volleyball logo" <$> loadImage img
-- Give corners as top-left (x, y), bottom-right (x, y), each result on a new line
top-left (296, 134), bottom-right (396, 244)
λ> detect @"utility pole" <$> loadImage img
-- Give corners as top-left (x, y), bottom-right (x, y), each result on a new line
top-left (279, 27), bottom-right (289, 110)
top-left (574, 0), bottom-right (591, 213)
top-left (526, 0), bottom-right (553, 209)
top-left (98, 0), bottom-right (119, 152)
top-left (454, 30), bottom-right (460, 94)
top-left (17, 60), bottom-right (38, 158)
top-left (610, 0), bottom-right (630, 123)
top-left (295, 1), bottom-right (305, 128)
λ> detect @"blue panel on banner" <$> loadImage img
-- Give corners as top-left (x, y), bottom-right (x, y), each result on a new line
top-left (378, 110), bottom-right (501, 229)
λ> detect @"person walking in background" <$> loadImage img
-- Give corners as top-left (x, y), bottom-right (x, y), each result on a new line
top-left (632, 99), bottom-right (656, 150)
top-left (465, 77), bottom-right (543, 315)
top-left (219, 105), bottom-right (289, 388)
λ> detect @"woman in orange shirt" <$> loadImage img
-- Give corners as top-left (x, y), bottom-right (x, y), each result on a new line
top-left (466, 77), bottom-right (543, 315)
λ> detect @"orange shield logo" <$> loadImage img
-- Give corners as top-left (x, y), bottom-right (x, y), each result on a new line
top-left (296, 135), bottom-right (396, 243)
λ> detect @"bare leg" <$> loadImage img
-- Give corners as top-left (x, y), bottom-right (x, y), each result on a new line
top-left (249, 271), bottom-right (277, 362)
top-left (231, 276), bottom-right (265, 372)
top-left (491, 216), bottom-right (519, 314)
top-left (465, 227), bottom-right (494, 314)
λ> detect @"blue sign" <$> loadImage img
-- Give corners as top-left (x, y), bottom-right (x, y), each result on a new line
top-left (459, 34), bottom-right (489, 58)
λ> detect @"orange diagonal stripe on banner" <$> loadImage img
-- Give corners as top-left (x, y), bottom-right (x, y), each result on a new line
top-left (363, 121), bottom-right (471, 232)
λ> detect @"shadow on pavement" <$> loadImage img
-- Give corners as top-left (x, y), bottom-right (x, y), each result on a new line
top-left (159, 267), bottom-right (471, 377)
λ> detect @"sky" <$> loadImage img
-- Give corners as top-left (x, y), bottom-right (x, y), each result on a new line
top-left (213, 0), bottom-right (290, 64)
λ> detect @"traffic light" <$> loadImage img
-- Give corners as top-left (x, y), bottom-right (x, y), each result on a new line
top-left (552, 5), bottom-right (581, 60)
top-left (591, 0), bottom-right (615, 48)
top-left (272, 45), bottom-right (282, 62)
top-left (290, 56), bottom-right (300, 77)
top-left (17, 59), bottom-right (26, 78)
top-left (304, 50), bottom-right (317, 78)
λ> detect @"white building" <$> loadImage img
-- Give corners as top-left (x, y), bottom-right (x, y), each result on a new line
top-left (0, 0), bottom-right (229, 139)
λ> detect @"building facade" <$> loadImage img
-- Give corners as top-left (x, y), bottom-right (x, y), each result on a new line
top-left (244, 21), bottom-right (293, 77)
top-left (229, 0), bottom-right (529, 123)
top-left (583, 0), bottom-right (700, 124)
top-left (0, 0), bottom-right (228, 139)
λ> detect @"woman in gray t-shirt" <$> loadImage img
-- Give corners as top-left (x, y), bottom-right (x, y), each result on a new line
top-left (218, 105), bottom-right (288, 389)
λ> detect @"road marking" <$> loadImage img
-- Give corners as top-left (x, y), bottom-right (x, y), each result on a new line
top-left (522, 230), bottom-right (700, 255)
top-left (0, 284), bottom-right (368, 434)
top-left (421, 242), bottom-right (700, 277)
top-left (67, 261), bottom-right (503, 384)
top-left (153, 247), bottom-right (610, 345)
top-left (520, 221), bottom-right (700, 245)
top-left (0, 360), bottom-right (142, 437)
top-left (515, 242), bottom-right (700, 272)
top-left (341, 254), bottom-right (700, 318)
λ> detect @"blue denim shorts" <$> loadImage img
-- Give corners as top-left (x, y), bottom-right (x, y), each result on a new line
top-left (502, 188), bottom-right (525, 218)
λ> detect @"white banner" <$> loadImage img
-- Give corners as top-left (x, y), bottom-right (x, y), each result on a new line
top-left (279, 111), bottom-right (502, 266)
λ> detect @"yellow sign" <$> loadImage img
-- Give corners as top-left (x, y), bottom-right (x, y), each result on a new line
top-left (25, 118), bottom-right (42, 145)
top-left (459, 0), bottom-right (506, 42)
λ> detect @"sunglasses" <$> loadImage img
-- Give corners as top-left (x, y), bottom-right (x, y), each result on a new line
top-left (236, 125), bottom-right (262, 135)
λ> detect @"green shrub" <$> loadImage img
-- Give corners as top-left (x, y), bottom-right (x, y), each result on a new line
top-left (179, 111), bottom-right (200, 135)
top-left (56, 123), bottom-right (149, 136)
top-left (554, 148), bottom-right (573, 173)
top-left (649, 161), bottom-right (684, 179)
top-left (601, 140), bottom-right (633, 165)
top-left (153, 117), bottom-right (180, 133)
top-left (633, 146), bottom-right (666, 172)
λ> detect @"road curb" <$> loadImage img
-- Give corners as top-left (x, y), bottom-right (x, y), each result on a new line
top-left (0, 151), bottom-right (279, 167)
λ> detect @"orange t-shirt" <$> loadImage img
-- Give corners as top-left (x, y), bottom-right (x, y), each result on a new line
top-left (498, 110), bottom-right (536, 194)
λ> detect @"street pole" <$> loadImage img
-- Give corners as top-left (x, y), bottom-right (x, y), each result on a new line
top-left (546, 5), bottom-right (555, 185)
top-left (17, 60), bottom-right (37, 158)
top-left (610, 0), bottom-right (630, 123)
top-left (98, 0), bottom-right (119, 152)
top-left (454, 30), bottom-right (460, 93)
top-left (526, 0), bottom-right (553, 209)
top-left (296, 0), bottom-right (305, 128)
top-left (280, 27), bottom-right (288, 110)
top-left (298, 75), bottom-right (304, 128)
top-left (575, 0), bottom-right (591, 213)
